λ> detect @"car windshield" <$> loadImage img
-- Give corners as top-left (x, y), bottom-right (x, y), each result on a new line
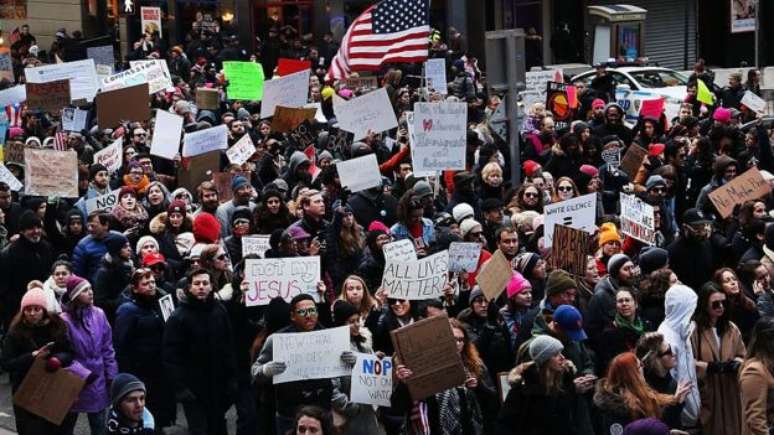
top-left (628, 70), bottom-right (689, 88)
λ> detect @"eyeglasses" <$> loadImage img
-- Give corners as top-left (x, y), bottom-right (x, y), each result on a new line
top-left (711, 300), bottom-right (726, 310)
top-left (295, 307), bottom-right (318, 317)
top-left (557, 186), bottom-right (573, 192)
top-left (657, 347), bottom-right (673, 358)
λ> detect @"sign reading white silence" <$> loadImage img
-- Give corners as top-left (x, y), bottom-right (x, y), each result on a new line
top-left (336, 153), bottom-right (382, 193)
top-left (412, 102), bottom-right (466, 173)
top-left (260, 69), bottom-right (311, 119)
top-left (182, 124), bottom-right (228, 157)
top-left (336, 87), bottom-right (399, 141)
top-left (620, 193), bottom-right (656, 245)
top-left (543, 193), bottom-right (597, 248)
top-left (272, 326), bottom-right (350, 384)
top-left (381, 250), bottom-right (449, 300)
top-left (350, 353), bottom-right (393, 407)
top-left (244, 256), bottom-right (321, 306)
top-left (383, 239), bottom-right (417, 263)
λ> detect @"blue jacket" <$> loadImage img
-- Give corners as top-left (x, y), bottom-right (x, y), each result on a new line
top-left (390, 218), bottom-right (435, 248)
top-left (72, 231), bottom-right (123, 283)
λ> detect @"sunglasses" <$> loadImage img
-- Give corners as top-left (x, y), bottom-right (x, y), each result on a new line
top-left (216, 254), bottom-right (227, 261)
top-left (711, 300), bottom-right (726, 310)
top-left (388, 299), bottom-right (408, 306)
top-left (295, 307), bottom-right (318, 317)
top-left (524, 192), bottom-right (539, 198)
top-left (657, 347), bottom-right (674, 358)
top-left (557, 186), bottom-right (573, 192)
top-left (650, 187), bottom-right (666, 194)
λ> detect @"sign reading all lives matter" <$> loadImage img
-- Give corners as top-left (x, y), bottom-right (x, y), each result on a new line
top-left (381, 250), bottom-right (449, 300)
top-left (543, 193), bottom-right (597, 248)
top-left (412, 102), bottom-right (467, 173)
top-left (350, 353), bottom-right (393, 407)
top-left (620, 193), bottom-right (656, 244)
top-left (272, 326), bottom-right (350, 384)
top-left (244, 256), bottom-right (321, 306)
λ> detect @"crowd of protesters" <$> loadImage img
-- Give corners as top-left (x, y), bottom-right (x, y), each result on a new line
top-left (1, 10), bottom-right (774, 435)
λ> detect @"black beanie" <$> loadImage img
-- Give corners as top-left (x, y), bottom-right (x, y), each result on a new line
top-left (332, 300), bottom-right (359, 326)
top-left (89, 163), bottom-right (108, 180)
top-left (19, 210), bottom-right (42, 231)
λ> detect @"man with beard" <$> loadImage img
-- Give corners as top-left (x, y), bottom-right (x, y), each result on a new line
top-left (593, 103), bottom-right (633, 145)
top-left (75, 163), bottom-right (111, 219)
top-left (586, 253), bottom-right (638, 343)
top-left (216, 176), bottom-right (255, 238)
top-left (523, 116), bottom-right (556, 164)
top-left (195, 181), bottom-right (220, 216)
top-left (227, 119), bottom-right (247, 146)
top-left (130, 127), bottom-right (150, 153)
top-left (0, 182), bottom-right (23, 236)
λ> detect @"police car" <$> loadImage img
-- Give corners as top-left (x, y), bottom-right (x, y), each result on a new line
top-left (571, 67), bottom-right (690, 122)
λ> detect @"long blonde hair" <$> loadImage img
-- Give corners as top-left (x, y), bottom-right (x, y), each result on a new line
top-left (337, 275), bottom-right (377, 316)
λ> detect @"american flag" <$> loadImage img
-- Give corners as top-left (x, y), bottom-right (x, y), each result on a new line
top-left (326, 0), bottom-right (430, 82)
top-left (53, 131), bottom-right (68, 151)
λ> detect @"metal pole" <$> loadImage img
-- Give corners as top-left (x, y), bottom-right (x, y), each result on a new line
top-left (505, 35), bottom-right (521, 184)
top-left (755, 0), bottom-right (760, 67)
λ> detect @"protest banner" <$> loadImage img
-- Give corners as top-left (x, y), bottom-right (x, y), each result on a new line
top-left (226, 134), bottom-right (257, 165)
top-left (244, 256), bottom-right (321, 306)
top-left (260, 69), bottom-right (310, 118)
top-left (141, 6), bottom-right (162, 37)
top-left (13, 357), bottom-right (85, 425)
top-left (25, 59), bottom-right (99, 102)
top-left (350, 353), bottom-right (393, 407)
top-left (277, 58), bottom-right (311, 76)
top-left (62, 108), bottom-right (89, 132)
top-left (25, 80), bottom-right (71, 112)
top-left (286, 120), bottom-right (316, 149)
top-left (381, 251), bottom-right (449, 300)
top-left (272, 325), bottom-right (350, 384)
top-left (639, 98), bottom-right (665, 119)
top-left (196, 87), bottom-right (219, 110)
top-left (741, 90), bottom-right (767, 114)
top-left (0, 164), bottom-right (23, 191)
top-left (620, 193), bottom-right (656, 244)
top-left (5, 140), bottom-right (25, 165)
top-left (0, 53), bottom-right (12, 81)
top-left (0, 85), bottom-right (26, 108)
top-left (128, 59), bottom-right (174, 93)
top-left (424, 58), bottom-right (448, 94)
top-left (412, 102), bottom-right (467, 173)
top-left (521, 69), bottom-right (563, 110)
top-left (383, 239), bottom-right (417, 263)
top-left (449, 242), bottom-right (481, 273)
top-left (96, 83), bottom-right (150, 128)
top-left (601, 148), bottom-right (621, 168)
top-left (86, 45), bottom-right (114, 69)
top-left (344, 76), bottom-right (378, 90)
top-left (103, 60), bottom-right (172, 95)
top-left (709, 167), bottom-right (770, 218)
top-left (24, 149), bottom-right (79, 198)
top-left (182, 124), bottom-right (228, 157)
top-left (176, 151), bottom-right (219, 192)
top-left (223, 61), bottom-right (265, 101)
top-left (476, 250), bottom-right (511, 300)
top-left (390, 314), bottom-right (467, 400)
top-left (272, 106), bottom-right (317, 133)
top-left (549, 225), bottom-right (591, 276)
top-left (242, 235), bottom-right (271, 258)
top-left (546, 81), bottom-right (575, 130)
top-left (150, 110), bottom-right (183, 160)
top-left (93, 138), bottom-right (123, 174)
top-left (620, 144), bottom-right (647, 178)
top-left (336, 154), bottom-right (382, 192)
top-left (335, 87), bottom-right (399, 141)
top-left (86, 189), bottom-right (120, 214)
top-left (543, 193), bottom-right (597, 248)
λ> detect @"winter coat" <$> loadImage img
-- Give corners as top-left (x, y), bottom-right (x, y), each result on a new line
top-left (596, 318), bottom-right (650, 375)
top-left (149, 212), bottom-right (193, 279)
top-left (0, 236), bottom-right (54, 327)
top-left (62, 305), bottom-right (118, 413)
top-left (348, 189), bottom-right (399, 229)
top-left (93, 253), bottom-right (134, 322)
top-left (390, 217), bottom-right (435, 249)
top-left (586, 276), bottom-right (619, 349)
top-left (740, 359), bottom-right (774, 435)
top-left (72, 231), bottom-right (123, 284)
top-left (331, 333), bottom-right (384, 435)
top-left (592, 383), bottom-right (639, 434)
top-left (690, 322), bottom-right (746, 435)
top-left (356, 249), bottom-right (386, 294)
top-left (457, 308), bottom-right (514, 384)
top-left (216, 200), bottom-right (257, 238)
top-left (667, 235), bottom-right (717, 292)
top-left (1, 315), bottom-right (73, 391)
top-left (106, 407), bottom-right (155, 434)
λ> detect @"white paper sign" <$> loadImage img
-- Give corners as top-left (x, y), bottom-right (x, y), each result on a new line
top-left (336, 154), bottom-right (382, 192)
top-left (522, 69), bottom-right (563, 111)
top-left (260, 69), bottom-right (311, 118)
top-left (383, 239), bottom-right (417, 263)
top-left (336, 88), bottom-right (399, 141)
top-left (412, 102), bottom-right (467, 173)
top-left (0, 85), bottom-right (27, 107)
top-left (405, 112), bottom-right (435, 177)
top-left (448, 242), bottom-right (481, 273)
top-left (226, 134), bottom-right (257, 165)
top-left (93, 138), bottom-right (123, 174)
top-left (0, 164), bottom-right (23, 191)
top-left (381, 250), bottom-right (449, 300)
top-left (159, 294), bottom-right (174, 322)
top-left (272, 325), bottom-right (350, 384)
top-left (424, 58), bottom-right (448, 95)
top-left (25, 59), bottom-right (99, 102)
top-left (304, 102), bottom-right (327, 123)
top-left (150, 110), bottom-right (183, 160)
top-left (350, 353), bottom-right (393, 407)
top-left (543, 193), bottom-right (597, 248)
top-left (104, 60), bottom-right (173, 95)
top-left (244, 256), bottom-right (321, 306)
top-left (242, 235), bottom-right (271, 258)
top-left (62, 108), bottom-right (89, 132)
top-left (620, 193), bottom-right (656, 244)
top-left (741, 90), bottom-right (767, 114)
top-left (182, 124), bottom-right (228, 157)
top-left (85, 189), bottom-right (121, 214)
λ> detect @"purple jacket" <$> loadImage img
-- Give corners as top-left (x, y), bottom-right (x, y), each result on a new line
top-left (62, 306), bottom-right (118, 413)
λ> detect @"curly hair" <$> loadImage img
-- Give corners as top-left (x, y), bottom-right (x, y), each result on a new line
top-left (449, 318), bottom-right (484, 379)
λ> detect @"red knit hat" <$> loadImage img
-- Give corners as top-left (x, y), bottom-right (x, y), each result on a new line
top-left (523, 160), bottom-right (541, 178)
top-left (579, 164), bottom-right (599, 177)
top-left (193, 212), bottom-right (221, 244)
top-left (592, 98), bottom-right (606, 109)
top-left (649, 143), bottom-right (666, 157)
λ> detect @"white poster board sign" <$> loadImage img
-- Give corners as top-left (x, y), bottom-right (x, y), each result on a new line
top-left (543, 193), bottom-right (597, 248)
top-left (260, 69), bottom-right (311, 118)
top-left (140, 6), bottom-right (163, 37)
top-left (381, 250), bottom-right (449, 300)
top-left (448, 242), bottom-right (481, 273)
top-left (412, 102), bottom-right (466, 173)
top-left (242, 235), bottom-right (271, 258)
top-left (350, 353), bottom-right (393, 407)
top-left (93, 138), bottom-right (122, 174)
top-left (741, 90), bottom-right (767, 114)
top-left (150, 110), bottom-right (183, 160)
top-left (85, 189), bottom-right (121, 214)
top-left (272, 326), bottom-right (350, 384)
top-left (383, 239), bottom-right (417, 263)
top-left (25, 59), bottom-right (99, 102)
top-left (522, 69), bottom-right (563, 111)
top-left (244, 256), bottom-right (321, 306)
top-left (406, 111), bottom-right (436, 177)
top-left (0, 85), bottom-right (26, 107)
top-left (182, 124), bottom-right (228, 157)
top-left (0, 164), bottom-right (23, 191)
top-left (104, 60), bottom-right (173, 95)
top-left (620, 193), bottom-right (656, 245)
top-left (336, 154), bottom-right (382, 192)
top-left (62, 108), bottom-right (89, 132)
top-left (226, 134), bottom-right (257, 165)
top-left (336, 87), bottom-right (399, 141)
top-left (424, 58), bottom-right (448, 94)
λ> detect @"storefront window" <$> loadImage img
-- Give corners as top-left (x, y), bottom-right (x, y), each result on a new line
top-left (0, 0), bottom-right (27, 19)
top-left (255, 1), bottom-right (314, 41)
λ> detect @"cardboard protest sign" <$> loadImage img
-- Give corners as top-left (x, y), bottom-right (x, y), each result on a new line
top-left (381, 250), bottom-right (449, 300)
top-left (196, 87), bottom-right (220, 110)
top-left (85, 189), bottom-right (120, 214)
top-left (25, 59), bottom-right (99, 102)
top-left (93, 138), bottom-right (123, 174)
top-left (424, 58), bottom-right (448, 94)
top-left (304, 102), bottom-right (327, 123)
top-left (277, 58), bottom-right (311, 76)
top-left (272, 326), bottom-right (350, 384)
top-left (522, 69), bottom-right (563, 111)
top-left (150, 110), bottom-right (183, 160)
top-left (226, 134), bottom-right (257, 166)
top-left (336, 87), bottom-right (399, 141)
top-left (104, 60), bottom-right (172, 95)
top-left (639, 98), bottom-right (665, 119)
top-left (0, 85), bottom-right (27, 108)
top-left (620, 144), bottom-right (647, 178)
top-left (543, 193), bottom-right (597, 248)
top-left (261, 69), bottom-right (310, 118)
top-left (223, 61), bottom-right (265, 101)
top-left (449, 242), bottom-right (481, 273)
top-left (476, 250), bottom-right (511, 300)
top-left (24, 148), bottom-right (79, 198)
top-left (13, 357), bottom-right (86, 425)
top-left (62, 108), bottom-right (89, 132)
top-left (546, 81), bottom-right (575, 131)
top-left (182, 124), bottom-right (228, 157)
top-left (0, 163), bottom-right (23, 191)
top-left (549, 225), bottom-right (591, 276)
top-left (741, 90), bottom-right (767, 114)
top-left (25, 80), bottom-right (71, 113)
top-left (286, 120), bottom-right (317, 149)
top-left (390, 314), bottom-right (467, 400)
top-left (601, 148), bottom-right (621, 168)
top-left (272, 106), bottom-right (317, 133)
top-left (96, 83), bottom-right (150, 128)
top-left (5, 140), bottom-right (25, 165)
top-left (412, 102), bottom-right (467, 173)
top-left (709, 167), bottom-right (770, 218)
top-left (242, 235), bottom-right (271, 258)
top-left (244, 256), bottom-right (321, 306)
top-left (620, 193), bottom-right (656, 244)
top-left (344, 76), bottom-right (378, 90)
top-left (336, 154), bottom-right (382, 193)
top-left (141, 6), bottom-right (162, 37)
top-left (350, 353), bottom-right (393, 407)
top-left (86, 45), bottom-right (114, 69)
top-left (176, 151), bottom-right (219, 192)
top-left (383, 239), bottom-right (417, 263)
top-left (212, 172), bottom-right (234, 204)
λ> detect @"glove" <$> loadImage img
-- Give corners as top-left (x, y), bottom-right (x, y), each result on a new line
top-left (85, 372), bottom-right (98, 384)
top-left (175, 389), bottom-right (196, 403)
top-left (45, 356), bottom-right (62, 372)
top-left (341, 351), bottom-right (357, 366)
top-left (706, 361), bottom-right (724, 374)
top-left (724, 360), bottom-right (742, 373)
top-left (262, 361), bottom-right (287, 377)
top-left (487, 297), bottom-right (500, 322)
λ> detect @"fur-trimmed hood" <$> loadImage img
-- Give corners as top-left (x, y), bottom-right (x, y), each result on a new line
top-left (592, 382), bottom-right (633, 418)
top-left (149, 211), bottom-right (194, 235)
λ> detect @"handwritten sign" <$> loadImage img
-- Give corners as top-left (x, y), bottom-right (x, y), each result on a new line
top-left (709, 167), bottom-right (770, 218)
top-left (196, 87), bottom-right (219, 110)
top-left (105, 60), bottom-right (172, 94)
top-left (741, 90), bottom-right (767, 114)
top-left (260, 69), bottom-right (310, 118)
top-left (620, 193), bottom-right (656, 244)
top-left (0, 164), bottom-right (23, 191)
top-left (223, 61), bottom-right (265, 101)
top-left (522, 69), bottom-right (563, 111)
top-left (286, 120), bottom-right (316, 149)
top-left (242, 235), bottom-right (271, 258)
top-left (62, 108), bottom-right (88, 132)
top-left (244, 256), bottom-right (321, 306)
top-left (24, 149), bottom-right (79, 197)
top-left (26, 80), bottom-right (71, 113)
top-left (412, 102), bottom-right (466, 173)
top-left (150, 110), bottom-right (183, 160)
top-left (448, 242), bottom-right (481, 273)
top-left (4, 140), bottom-right (25, 165)
top-left (96, 83), bottom-right (150, 127)
top-left (601, 148), bottom-right (621, 167)
top-left (336, 87), bottom-right (399, 141)
top-left (85, 189), bottom-right (120, 214)
top-left (182, 124), bottom-right (228, 157)
top-left (620, 144), bottom-right (647, 178)
top-left (25, 59), bottom-right (99, 102)
top-left (272, 106), bottom-right (317, 133)
top-left (336, 154), bottom-right (382, 193)
top-left (549, 225), bottom-right (591, 276)
top-left (476, 250), bottom-right (511, 300)
top-left (344, 76), bottom-right (378, 90)
top-left (272, 326), bottom-right (350, 384)
top-left (350, 353), bottom-right (393, 407)
top-left (381, 250), bottom-right (449, 300)
top-left (383, 239), bottom-right (417, 263)
top-left (424, 58), bottom-right (448, 94)
top-left (226, 134), bottom-right (257, 165)
top-left (543, 193), bottom-right (597, 248)
top-left (0, 85), bottom-right (26, 108)
top-left (93, 138), bottom-right (123, 174)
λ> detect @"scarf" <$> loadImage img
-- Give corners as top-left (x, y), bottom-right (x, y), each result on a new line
top-left (112, 203), bottom-right (149, 229)
top-left (615, 313), bottom-right (645, 335)
top-left (436, 387), bottom-right (483, 435)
